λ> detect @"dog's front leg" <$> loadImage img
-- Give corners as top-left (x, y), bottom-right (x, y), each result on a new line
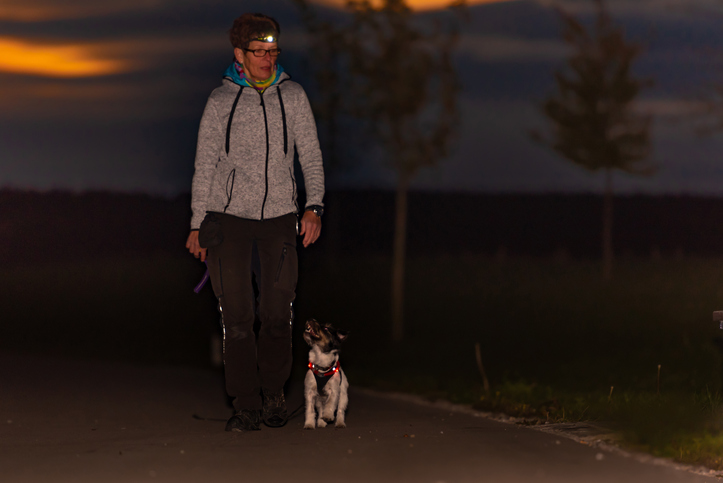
top-left (321, 375), bottom-right (341, 423)
top-left (315, 395), bottom-right (327, 427)
top-left (335, 371), bottom-right (349, 428)
top-left (303, 371), bottom-right (318, 429)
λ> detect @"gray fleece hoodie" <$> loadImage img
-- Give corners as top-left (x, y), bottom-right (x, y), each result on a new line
top-left (190, 67), bottom-right (324, 230)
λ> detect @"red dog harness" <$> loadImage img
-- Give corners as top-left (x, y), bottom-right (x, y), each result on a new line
top-left (308, 360), bottom-right (340, 377)
top-left (308, 360), bottom-right (340, 391)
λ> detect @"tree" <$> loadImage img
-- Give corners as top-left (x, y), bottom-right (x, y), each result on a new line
top-left (534, 0), bottom-right (654, 280)
top-left (292, 0), bottom-right (346, 169)
top-left (294, 0), bottom-right (463, 340)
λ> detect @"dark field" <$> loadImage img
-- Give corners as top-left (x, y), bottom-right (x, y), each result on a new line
top-left (4, 189), bottom-right (723, 468)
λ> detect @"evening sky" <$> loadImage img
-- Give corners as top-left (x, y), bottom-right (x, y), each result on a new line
top-left (1, 0), bottom-right (722, 195)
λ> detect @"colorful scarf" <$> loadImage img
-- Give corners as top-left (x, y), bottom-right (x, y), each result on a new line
top-left (233, 60), bottom-right (280, 93)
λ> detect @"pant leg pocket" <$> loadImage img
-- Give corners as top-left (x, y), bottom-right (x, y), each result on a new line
top-left (273, 242), bottom-right (297, 288)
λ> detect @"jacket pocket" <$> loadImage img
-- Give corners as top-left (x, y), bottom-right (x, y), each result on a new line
top-left (289, 167), bottom-right (298, 212)
top-left (223, 169), bottom-right (236, 212)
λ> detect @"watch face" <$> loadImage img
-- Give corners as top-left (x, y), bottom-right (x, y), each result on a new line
top-left (307, 206), bottom-right (323, 217)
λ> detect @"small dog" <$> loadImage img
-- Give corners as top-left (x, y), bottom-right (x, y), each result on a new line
top-left (303, 318), bottom-right (349, 429)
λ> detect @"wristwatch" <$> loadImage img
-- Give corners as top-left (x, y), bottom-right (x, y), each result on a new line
top-left (306, 205), bottom-right (324, 218)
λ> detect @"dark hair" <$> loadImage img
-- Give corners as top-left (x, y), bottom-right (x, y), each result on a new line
top-left (229, 13), bottom-right (280, 49)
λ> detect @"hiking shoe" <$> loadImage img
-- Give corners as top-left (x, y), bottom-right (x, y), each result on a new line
top-left (225, 409), bottom-right (261, 432)
top-left (262, 389), bottom-right (288, 428)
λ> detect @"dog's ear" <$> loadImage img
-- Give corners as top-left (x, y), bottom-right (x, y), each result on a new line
top-left (335, 330), bottom-right (349, 342)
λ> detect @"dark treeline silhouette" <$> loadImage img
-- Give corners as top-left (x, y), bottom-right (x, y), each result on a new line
top-left (3, 189), bottom-right (723, 267)
top-left (1, 190), bottom-right (191, 267)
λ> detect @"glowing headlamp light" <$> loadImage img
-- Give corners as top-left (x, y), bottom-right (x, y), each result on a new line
top-left (255, 34), bottom-right (277, 43)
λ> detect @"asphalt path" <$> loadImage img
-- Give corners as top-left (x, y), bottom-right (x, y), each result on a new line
top-left (0, 353), bottom-right (717, 483)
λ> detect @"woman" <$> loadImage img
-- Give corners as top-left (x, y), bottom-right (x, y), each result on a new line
top-left (186, 12), bottom-right (325, 432)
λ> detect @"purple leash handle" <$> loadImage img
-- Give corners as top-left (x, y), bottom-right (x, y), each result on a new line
top-left (194, 261), bottom-right (210, 294)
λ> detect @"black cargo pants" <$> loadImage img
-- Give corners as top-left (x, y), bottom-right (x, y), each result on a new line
top-left (205, 212), bottom-right (298, 411)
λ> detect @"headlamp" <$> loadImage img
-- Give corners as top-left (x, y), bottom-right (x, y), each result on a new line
top-left (255, 34), bottom-right (277, 43)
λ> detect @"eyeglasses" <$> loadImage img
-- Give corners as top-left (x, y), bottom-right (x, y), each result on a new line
top-left (244, 48), bottom-right (282, 58)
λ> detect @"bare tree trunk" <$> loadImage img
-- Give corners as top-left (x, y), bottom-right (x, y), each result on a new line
top-left (602, 168), bottom-right (614, 281)
top-left (391, 172), bottom-right (410, 342)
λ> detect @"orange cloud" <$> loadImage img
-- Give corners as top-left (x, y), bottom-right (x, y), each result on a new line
top-left (406, 0), bottom-right (512, 9)
top-left (311, 0), bottom-right (512, 10)
top-left (0, 38), bottom-right (128, 77)
top-left (0, 0), bottom-right (162, 21)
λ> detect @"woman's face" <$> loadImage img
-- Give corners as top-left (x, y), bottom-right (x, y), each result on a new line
top-left (234, 40), bottom-right (278, 82)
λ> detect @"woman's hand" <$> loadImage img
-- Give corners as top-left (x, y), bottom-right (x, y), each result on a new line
top-left (186, 231), bottom-right (207, 262)
top-left (299, 210), bottom-right (322, 248)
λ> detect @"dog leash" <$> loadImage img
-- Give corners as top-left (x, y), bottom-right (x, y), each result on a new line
top-left (194, 260), bottom-right (210, 293)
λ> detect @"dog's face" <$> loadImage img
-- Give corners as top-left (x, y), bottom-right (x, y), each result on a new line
top-left (303, 319), bottom-right (347, 352)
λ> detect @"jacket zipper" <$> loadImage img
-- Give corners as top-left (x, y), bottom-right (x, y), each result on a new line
top-left (277, 87), bottom-right (288, 155)
top-left (259, 91), bottom-right (270, 220)
top-left (225, 87), bottom-right (244, 155)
